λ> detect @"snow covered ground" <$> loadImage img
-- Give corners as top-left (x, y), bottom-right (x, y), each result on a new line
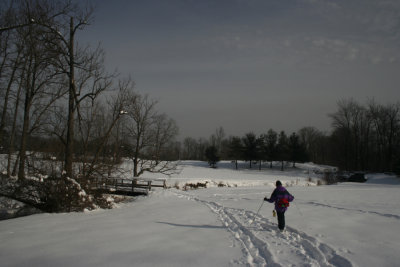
top-left (1, 161), bottom-right (400, 266)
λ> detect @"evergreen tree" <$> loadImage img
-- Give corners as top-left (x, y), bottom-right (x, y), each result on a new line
top-left (242, 132), bottom-right (262, 168)
top-left (264, 129), bottom-right (278, 168)
top-left (228, 136), bottom-right (243, 170)
top-left (288, 132), bottom-right (307, 167)
top-left (277, 131), bottom-right (289, 171)
top-left (256, 134), bottom-right (265, 170)
top-left (205, 146), bottom-right (220, 168)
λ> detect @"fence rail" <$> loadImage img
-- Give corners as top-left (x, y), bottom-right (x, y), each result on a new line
top-left (84, 177), bottom-right (166, 195)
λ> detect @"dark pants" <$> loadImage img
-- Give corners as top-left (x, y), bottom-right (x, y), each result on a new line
top-left (277, 211), bottom-right (285, 230)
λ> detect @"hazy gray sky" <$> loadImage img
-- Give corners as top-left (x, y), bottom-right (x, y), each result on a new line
top-left (80, 0), bottom-right (400, 139)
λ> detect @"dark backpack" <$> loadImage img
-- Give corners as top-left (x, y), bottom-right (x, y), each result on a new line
top-left (278, 198), bottom-right (290, 208)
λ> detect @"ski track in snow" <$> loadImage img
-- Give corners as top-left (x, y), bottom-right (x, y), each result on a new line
top-left (306, 201), bottom-right (400, 220)
top-left (174, 191), bottom-right (354, 267)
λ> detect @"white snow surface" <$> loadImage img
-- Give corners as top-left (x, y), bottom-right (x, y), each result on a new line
top-left (1, 161), bottom-right (400, 267)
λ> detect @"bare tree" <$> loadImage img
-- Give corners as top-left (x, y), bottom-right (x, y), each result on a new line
top-left (0, 0), bottom-right (91, 176)
top-left (77, 78), bottom-right (131, 178)
top-left (182, 137), bottom-right (196, 160)
top-left (0, 0), bottom-right (129, 212)
top-left (123, 92), bottom-right (179, 177)
top-left (298, 127), bottom-right (328, 164)
top-left (152, 113), bottom-right (179, 162)
top-left (368, 100), bottom-right (400, 172)
top-left (7, 55), bottom-right (26, 176)
top-left (0, 1), bottom-right (19, 148)
top-left (329, 99), bottom-right (372, 171)
top-left (13, 8), bottom-right (67, 179)
top-left (209, 126), bottom-right (225, 154)
top-left (22, 0), bottom-right (96, 178)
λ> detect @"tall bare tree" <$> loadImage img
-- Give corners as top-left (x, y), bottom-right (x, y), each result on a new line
top-left (0, 1), bottom-right (18, 148)
top-left (13, 5), bottom-right (67, 179)
top-left (330, 99), bottom-right (372, 171)
top-left (123, 92), bottom-right (179, 177)
top-left (22, 0), bottom-right (96, 178)
top-left (368, 100), bottom-right (400, 172)
top-left (298, 127), bottom-right (329, 164)
top-left (76, 78), bottom-right (131, 178)
top-left (209, 126), bottom-right (225, 155)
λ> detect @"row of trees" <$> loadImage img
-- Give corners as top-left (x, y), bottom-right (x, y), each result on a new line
top-left (0, 0), bottom-right (179, 211)
top-left (187, 128), bottom-right (307, 171)
top-left (329, 99), bottom-right (400, 173)
top-left (183, 100), bottom-right (400, 174)
top-left (0, 1), bottom-right (179, 181)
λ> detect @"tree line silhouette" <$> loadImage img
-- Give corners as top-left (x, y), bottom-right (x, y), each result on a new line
top-left (183, 99), bottom-right (400, 174)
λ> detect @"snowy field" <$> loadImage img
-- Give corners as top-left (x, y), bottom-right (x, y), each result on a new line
top-left (1, 161), bottom-right (400, 267)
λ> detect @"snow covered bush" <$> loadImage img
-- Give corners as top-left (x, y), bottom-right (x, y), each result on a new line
top-left (42, 177), bottom-right (93, 212)
top-left (0, 174), bottom-right (114, 213)
top-left (42, 176), bottom-right (116, 212)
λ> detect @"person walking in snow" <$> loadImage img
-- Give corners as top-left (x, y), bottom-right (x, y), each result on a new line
top-left (264, 180), bottom-right (294, 231)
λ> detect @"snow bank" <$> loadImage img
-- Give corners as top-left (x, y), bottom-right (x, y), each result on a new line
top-left (139, 161), bottom-right (321, 189)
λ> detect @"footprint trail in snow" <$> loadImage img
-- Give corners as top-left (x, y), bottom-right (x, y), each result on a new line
top-left (174, 191), bottom-right (354, 267)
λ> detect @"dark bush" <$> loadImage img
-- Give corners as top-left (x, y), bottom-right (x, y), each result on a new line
top-left (347, 173), bottom-right (367, 183)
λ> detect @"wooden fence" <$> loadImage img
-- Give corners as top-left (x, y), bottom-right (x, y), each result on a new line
top-left (85, 177), bottom-right (166, 195)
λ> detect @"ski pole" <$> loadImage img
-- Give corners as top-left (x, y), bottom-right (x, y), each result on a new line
top-left (250, 197), bottom-right (265, 226)
top-left (255, 199), bottom-right (264, 215)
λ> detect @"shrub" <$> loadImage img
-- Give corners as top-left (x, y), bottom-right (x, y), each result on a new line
top-left (323, 171), bottom-right (339, 185)
top-left (217, 181), bottom-right (225, 187)
top-left (183, 182), bottom-right (209, 190)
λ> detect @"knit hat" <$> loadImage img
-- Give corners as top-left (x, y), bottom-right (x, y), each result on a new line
top-left (276, 180), bottom-right (282, 187)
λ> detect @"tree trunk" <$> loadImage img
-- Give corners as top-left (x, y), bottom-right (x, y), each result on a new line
top-left (133, 157), bottom-right (138, 177)
top-left (18, 87), bottom-right (31, 180)
top-left (0, 52), bottom-right (21, 144)
top-left (17, 52), bottom-right (34, 180)
top-left (7, 62), bottom-right (25, 176)
top-left (65, 17), bottom-right (75, 178)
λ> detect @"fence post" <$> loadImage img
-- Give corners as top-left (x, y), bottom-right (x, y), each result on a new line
top-left (133, 179), bottom-right (138, 193)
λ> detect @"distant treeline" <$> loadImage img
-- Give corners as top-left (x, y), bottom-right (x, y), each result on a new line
top-left (179, 99), bottom-right (400, 174)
